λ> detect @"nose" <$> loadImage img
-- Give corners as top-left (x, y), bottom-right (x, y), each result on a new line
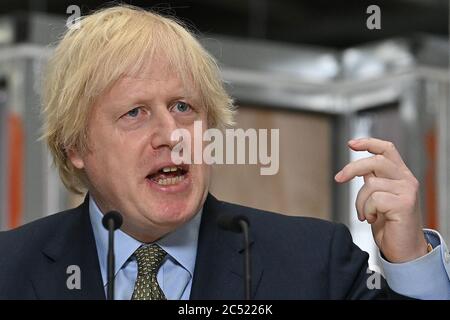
top-left (150, 108), bottom-right (179, 150)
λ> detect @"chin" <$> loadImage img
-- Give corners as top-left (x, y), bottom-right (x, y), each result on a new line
top-left (148, 198), bottom-right (199, 226)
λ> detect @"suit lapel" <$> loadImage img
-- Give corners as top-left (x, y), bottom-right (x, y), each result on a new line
top-left (31, 195), bottom-right (105, 299)
top-left (190, 194), bottom-right (263, 299)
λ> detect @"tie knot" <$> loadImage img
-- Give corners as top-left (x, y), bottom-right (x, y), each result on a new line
top-left (134, 244), bottom-right (167, 275)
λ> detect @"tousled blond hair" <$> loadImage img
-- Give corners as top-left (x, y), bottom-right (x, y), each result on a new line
top-left (42, 5), bottom-right (235, 194)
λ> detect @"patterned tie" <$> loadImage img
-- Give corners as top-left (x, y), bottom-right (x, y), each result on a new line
top-left (131, 244), bottom-right (167, 300)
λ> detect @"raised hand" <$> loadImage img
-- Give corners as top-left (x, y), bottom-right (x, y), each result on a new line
top-left (335, 138), bottom-right (428, 263)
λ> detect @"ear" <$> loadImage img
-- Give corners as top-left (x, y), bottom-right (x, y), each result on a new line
top-left (67, 147), bottom-right (85, 169)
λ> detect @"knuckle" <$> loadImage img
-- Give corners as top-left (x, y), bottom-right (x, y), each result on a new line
top-left (385, 141), bottom-right (395, 150)
top-left (366, 177), bottom-right (376, 188)
top-left (410, 178), bottom-right (420, 191)
top-left (370, 192), bottom-right (379, 203)
top-left (374, 154), bottom-right (384, 164)
top-left (402, 168), bottom-right (411, 176)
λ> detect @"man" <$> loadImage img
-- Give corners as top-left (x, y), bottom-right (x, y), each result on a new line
top-left (0, 5), bottom-right (449, 299)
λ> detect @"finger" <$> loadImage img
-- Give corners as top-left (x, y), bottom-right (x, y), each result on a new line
top-left (363, 195), bottom-right (377, 224)
top-left (363, 191), bottom-right (399, 224)
top-left (348, 138), bottom-right (406, 168)
top-left (363, 173), bottom-right (374, 184)
top-left (335, 155), bottom-right (402, 183)
top-left (355, 177), bottom-right (405, 221)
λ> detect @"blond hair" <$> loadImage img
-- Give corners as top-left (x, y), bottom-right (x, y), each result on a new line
top-left (42, 5), bottom-right (235, 194)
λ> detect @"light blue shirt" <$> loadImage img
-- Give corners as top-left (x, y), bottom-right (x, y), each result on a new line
top-left (89, 197), bottom-right (201, 300)
top-left (89, 197), bottom-right (450, 300)
top-left (380, 229), bottom-right (450, 299)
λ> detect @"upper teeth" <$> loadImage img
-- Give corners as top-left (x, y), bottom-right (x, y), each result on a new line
top-left (162, 167), bottom-right (178, 173)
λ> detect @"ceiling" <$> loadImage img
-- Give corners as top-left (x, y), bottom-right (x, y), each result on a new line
top-left (0, 0), bottom-right (448, 48)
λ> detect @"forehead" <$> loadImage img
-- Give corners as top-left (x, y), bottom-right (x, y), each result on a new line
top-left (125, 55), bottom-right (197, 89)
top-left (110, 56), bottom-right (197, 99)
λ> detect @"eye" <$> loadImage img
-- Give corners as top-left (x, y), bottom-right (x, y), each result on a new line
top-left (172, 101), bottom-right (192, 113)
top-left (125, 107), bottom-right (141, 118)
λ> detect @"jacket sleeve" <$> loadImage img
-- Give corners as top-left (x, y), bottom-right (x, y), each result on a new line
top-left (327, 223), bottom-right (409, 299)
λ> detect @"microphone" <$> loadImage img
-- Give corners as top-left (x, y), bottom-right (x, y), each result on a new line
top-left (217, 214), bottom-right (252, 300)
top-left (102, 211), bottom-right (123, 300)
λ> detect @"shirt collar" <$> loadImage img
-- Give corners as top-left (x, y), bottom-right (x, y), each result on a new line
top-left (89, 196), bottom-right (202, 286)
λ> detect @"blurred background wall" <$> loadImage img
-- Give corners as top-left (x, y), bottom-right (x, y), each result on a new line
top-left (0, 0), bottom-right (448, 268)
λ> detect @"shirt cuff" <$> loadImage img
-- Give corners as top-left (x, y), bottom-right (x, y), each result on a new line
top-left (380, 229), bottom-right (450, 300)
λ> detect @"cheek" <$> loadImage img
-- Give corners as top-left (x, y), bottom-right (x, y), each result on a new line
top-left (84, 133), bottom-right (146, 181)
top-left (202, 164), bottom-right (211, 186)
top-left (201, 163), bottom-right (211, 178)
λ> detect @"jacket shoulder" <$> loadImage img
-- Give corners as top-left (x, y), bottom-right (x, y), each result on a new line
top-left (215, 198), bottom-right (338, 243)
top-left (0, 206), bottom-right (83, 256)
top-left (212, 197), bottom-right (378, 299)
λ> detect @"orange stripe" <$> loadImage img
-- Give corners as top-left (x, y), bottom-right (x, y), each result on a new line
top-left (7, 113), bottom-right (24, 229)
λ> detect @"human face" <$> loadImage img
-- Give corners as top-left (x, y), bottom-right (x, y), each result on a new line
top-left (68, 59), bottom-right (210, 242)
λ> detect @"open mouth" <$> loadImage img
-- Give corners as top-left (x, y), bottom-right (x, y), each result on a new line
top-left (146, 165), bottom-right (189, 186)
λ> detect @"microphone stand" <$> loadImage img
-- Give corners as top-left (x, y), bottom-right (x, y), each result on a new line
top-left (106, 219), bottom-right (116, 300)
top-left (218, 214), bottom-right (252, 300)
top-left (102, 211), bottom-right (123, 300)
top-left (239, 219), bottom-right (251, 300)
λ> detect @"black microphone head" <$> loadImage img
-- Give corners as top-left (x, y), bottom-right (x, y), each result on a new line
top-left (102, 211), bottom-right (123, 230)
top-left (217, 214), bottom-right (249, 233)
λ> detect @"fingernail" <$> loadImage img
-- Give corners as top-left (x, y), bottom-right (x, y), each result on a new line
top-left (335, 171), bottom-right (343, 181)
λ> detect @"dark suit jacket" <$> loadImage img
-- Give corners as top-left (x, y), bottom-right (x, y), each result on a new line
top-left (0, 193), bottom-right (401, 299)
